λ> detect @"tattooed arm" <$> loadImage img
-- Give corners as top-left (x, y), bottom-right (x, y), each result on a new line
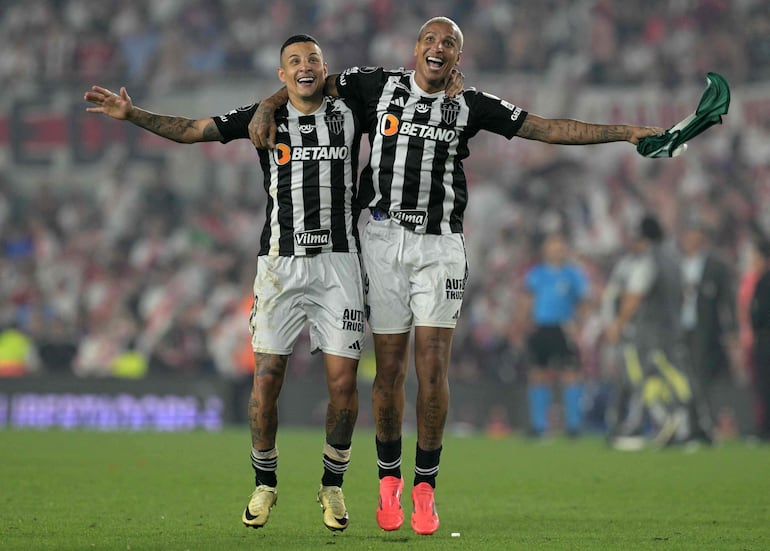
top-left (518, 113), bottom-right (662, 146)
top-left (84, 85), bottom-right (222, 143)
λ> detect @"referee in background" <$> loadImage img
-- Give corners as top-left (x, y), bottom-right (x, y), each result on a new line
top-left (520, 232), bottom-right (589, 437)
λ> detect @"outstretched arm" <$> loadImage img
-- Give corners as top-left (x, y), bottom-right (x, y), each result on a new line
top-left (518, 114), bottom-right (662, 145)
top-left (84, 85), bottom-right (222, 144)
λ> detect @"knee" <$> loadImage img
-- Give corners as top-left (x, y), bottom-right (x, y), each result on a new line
top-left (416, 359), bottom-right (449, 388)
top-left (373, 367), bottom-right (406, 392)
top-left (329, 374), bottom-right (358, 400)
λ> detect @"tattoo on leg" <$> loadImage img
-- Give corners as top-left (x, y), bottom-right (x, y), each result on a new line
top-left (256, 353), bottom-right (286, 378)
top-left (420, 396), bottom-right (447, 449)
top-left (248, 396), bottom-right (262, 444)
top-left (249, 354), bottom-right (286, 448)
top-left (377, 406), bottom-right (402, 441)
top-left (326, 407), bottom-right (356, 445)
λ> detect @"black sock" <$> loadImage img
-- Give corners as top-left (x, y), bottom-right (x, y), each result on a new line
top-left (321, 441), bottom-right (351, 487)
top-left (251, 447), bottom-right (278, 487)
top-left (376, 437), bottom-right (402, 479)
top-left (414, 444), bottom-right (442, 488)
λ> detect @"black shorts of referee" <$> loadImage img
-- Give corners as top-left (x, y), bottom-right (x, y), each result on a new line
top-left (526, 325), bottom-right (579, 370)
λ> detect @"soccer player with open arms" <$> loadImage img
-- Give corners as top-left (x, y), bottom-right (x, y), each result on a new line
top-left (85, 34), bottom-right (365, 533)
top-left (251, 16), bottom-right (663, 536)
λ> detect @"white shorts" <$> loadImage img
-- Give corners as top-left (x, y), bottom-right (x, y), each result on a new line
top-left (249, 253), bottom-right (365, 359)
top-left (362, 216), bottom-right (468, 333)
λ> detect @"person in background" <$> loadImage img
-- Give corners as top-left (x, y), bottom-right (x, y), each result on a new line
top-left (603, 215), bottom-right (695, 449)
top-left (520, 232), bottom-right (589, 437)
top-left (679, 223), bottom-right (740, 442)
top-left (749, 238), bottom-right (770, 442)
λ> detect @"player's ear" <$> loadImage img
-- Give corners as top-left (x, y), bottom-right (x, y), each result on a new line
top-left (277, 67), bottom-right (286, 84)
top-left (322, 62), bottom-right (328, 79)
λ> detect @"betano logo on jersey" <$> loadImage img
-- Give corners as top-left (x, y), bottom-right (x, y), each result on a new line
top-left (378, 113), bottom-right (457, 142)
top-left (273, 143), bottom-right (350, 166)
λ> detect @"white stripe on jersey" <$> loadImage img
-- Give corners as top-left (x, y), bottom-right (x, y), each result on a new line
top-left (315, 112), bottom-right (332, 233)
top-left (440, 98), bottom-right (470, 234)
top-left (288, 104), bottom-right (306, 250)
top-left (267, 153), bottom-right (281, 255)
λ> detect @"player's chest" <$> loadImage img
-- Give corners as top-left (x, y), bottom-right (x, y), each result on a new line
top-left (270, 114), bottom-right (352, 167)
top-left (370, 94), bottom-right (467, 144)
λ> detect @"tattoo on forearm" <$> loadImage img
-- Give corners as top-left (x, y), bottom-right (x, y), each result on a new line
top-left (522, 118), bottom-right (630, 145)
top-left (130, 110), bottom-right (197, 143)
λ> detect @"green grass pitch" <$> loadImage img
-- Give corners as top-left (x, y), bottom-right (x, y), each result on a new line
top-left (2, 428), bottom-right (769, 550)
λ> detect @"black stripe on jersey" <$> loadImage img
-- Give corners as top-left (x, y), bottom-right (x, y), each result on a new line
top-left (375, 73), bottom-right (412, 211)
top-left (299, 114), bottom-right (323, 255)
top-left (258, 148), bottom-right (275, 254)
top-left (426, 138), bottom-right (450, 235)
top-left (449, 141), bottom-right (470, 233)
top-left (326, 102), bottom-right (355, 251)
top-left (275, 109), bottom-right (296, 255)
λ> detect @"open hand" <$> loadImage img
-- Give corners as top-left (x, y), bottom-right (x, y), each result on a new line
top-left (84, 86), bottom-right (133, 120)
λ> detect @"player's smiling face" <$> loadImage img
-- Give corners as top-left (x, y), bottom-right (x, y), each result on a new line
top-left (413, 21), bottom-right (462, 93)
top-left (278, 41), bottom-right (327, 105)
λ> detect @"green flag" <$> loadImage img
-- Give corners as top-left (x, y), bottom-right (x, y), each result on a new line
top-left (637, 72), bottom-right (730, 158)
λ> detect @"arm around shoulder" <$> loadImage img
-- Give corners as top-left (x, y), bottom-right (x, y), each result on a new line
top-left (324, 74), bottom-right (340, 97)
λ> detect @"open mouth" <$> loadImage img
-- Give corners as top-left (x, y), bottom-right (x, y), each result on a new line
top-left (426, 56), bottom-right (445, 70)
top-left (297, 76), bottom-right (315, 86)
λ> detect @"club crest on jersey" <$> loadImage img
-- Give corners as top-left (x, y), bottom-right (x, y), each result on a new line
top-left (325, 111), bottom-right (345, 135)
top-left (390, 209), bottom-right (427, 227)
top-left (294, 229), bottom-right (331, 247)
top-left (440, 98), bottom-right (460, 126)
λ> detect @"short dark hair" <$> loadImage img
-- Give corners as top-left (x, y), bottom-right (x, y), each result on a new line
top-left (280, 34), bottom-right (320, 56)
top-left (638, 214), bottom-right (664, 243)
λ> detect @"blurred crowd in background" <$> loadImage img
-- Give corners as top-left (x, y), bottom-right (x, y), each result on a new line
top-left (2, 0), bottom-right (770, 435)
top-left (2, 0), bottom-right (770, 90)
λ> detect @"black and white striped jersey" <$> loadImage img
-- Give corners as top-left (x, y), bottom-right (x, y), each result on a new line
top-left (214, 97), bottom-right (361, 255)
top-left (336, 67), bottom-right (528, 235)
